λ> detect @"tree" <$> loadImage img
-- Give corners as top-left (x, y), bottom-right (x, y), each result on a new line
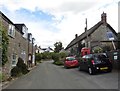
top-left (54, 41), bottom-right (63, 53)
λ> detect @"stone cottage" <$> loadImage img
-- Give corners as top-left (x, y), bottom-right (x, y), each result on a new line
top-left (65, 12), bottom-right (118, 56)
top-left (0, 11), bottom-right (35, 77)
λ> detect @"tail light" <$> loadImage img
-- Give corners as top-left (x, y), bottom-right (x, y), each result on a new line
top-left (91, 60), bottom-right (95, 65)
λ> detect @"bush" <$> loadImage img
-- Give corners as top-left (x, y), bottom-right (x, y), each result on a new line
top-left (76, 57), bottom-right (83, 63)
top-left (52, 53), bottom-right (60, 62)
top-left (92, 46), bottom-right (103, 53)
top-left (35, 53), bottom-right (42, 63)
top-left (0, 72), bottom-right (2, 81)
top-left (53, 61), bottom-right (63, 66)
top-left (17, 58), bottom-right (29, 74)
top-left (11, 66), bottom-right (21, 77)
top-left (11, 57), bottom-right (29, 77)
top-left (59, 52), bottom-right (67, 58)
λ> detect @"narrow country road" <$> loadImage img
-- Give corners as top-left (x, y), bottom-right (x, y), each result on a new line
top-left (3, 60), bottom-right (118, 89)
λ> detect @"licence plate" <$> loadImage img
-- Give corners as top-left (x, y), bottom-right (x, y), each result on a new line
top-left (71, 64), bottom-right (75, 66)
top-left (100, 67), bottom-right (108, 70)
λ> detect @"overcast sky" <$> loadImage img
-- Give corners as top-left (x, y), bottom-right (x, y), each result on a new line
top-left (0, 0), bottom-right (119, 49)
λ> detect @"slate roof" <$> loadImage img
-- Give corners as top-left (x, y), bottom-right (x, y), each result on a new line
top-left (0, 11), bottom-right (14, 25)
top-left (65, 21), bottom-right (117, 50)
top-left (0, 11), bottom-right (26, 35)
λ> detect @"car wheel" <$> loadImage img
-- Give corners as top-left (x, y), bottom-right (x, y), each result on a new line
top-left (78, 66), bottom-right (81, 71)
top-left (64, 65), bottom-right (68, 69)
top-left (107, 69), bottom-right (112, 72)
top-left (88, 68), bottom-right (95, 75)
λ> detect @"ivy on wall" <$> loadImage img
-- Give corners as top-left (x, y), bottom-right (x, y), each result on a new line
top-left (1, 25), bottom-right (9, 66)
top-left (0, 29), bottom-right (2, 66)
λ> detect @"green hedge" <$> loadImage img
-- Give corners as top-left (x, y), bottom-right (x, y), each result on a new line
top-left (53, 61), bottom-right (64, 66)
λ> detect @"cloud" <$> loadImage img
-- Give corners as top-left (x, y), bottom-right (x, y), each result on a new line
top-left (0, 0), bottom-right (119, 49)
top-left (58, 1), bottom-right (97, 14)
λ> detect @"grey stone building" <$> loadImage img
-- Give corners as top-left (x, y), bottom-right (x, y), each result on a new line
top-left (0, 11), bottom-right (35, 77)
top-left (65, 12), bottom-right (117, 56)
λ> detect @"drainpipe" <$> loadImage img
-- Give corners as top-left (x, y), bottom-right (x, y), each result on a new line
top-left (32, 38), bottom-right (35, 66)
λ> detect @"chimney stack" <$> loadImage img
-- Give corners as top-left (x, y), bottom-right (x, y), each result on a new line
top-left (101, 12), bottom-right (107, 24)
top-left (75, 34), bottom-right (78, 38)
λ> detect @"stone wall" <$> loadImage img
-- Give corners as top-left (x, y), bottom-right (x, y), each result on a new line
top-left (1, 15), bottom-right (29, 77)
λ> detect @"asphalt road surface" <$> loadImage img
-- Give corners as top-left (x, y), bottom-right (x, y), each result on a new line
top-left (3, 60), bottom-right (119, 89)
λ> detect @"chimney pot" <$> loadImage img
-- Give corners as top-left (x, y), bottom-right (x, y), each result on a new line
top-left (101, 12), bottom-right (107, 24)
top-left (75, 34), bottom-right (78, 38)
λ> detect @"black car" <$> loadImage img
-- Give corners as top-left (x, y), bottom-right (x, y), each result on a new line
top-left (78, 53), bottom-right (112, 75)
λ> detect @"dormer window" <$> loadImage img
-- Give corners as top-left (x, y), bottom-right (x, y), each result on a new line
top-left (28, 33), bottom-right (32, 43)
top-left (32, 38), bottom-right (35, 44)
top-left (29, 34), bottom-right (32, 43)
top-left (8, 24), bottom-right (15, 38)
top-left (22, 26), bottom-right (28, 39)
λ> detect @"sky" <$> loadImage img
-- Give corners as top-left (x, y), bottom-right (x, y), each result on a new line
top-left (0, 0), bottom-right (119, 49)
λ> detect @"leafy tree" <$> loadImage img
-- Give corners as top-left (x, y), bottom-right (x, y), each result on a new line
top-left (54, 41), bottom-right (63, 53)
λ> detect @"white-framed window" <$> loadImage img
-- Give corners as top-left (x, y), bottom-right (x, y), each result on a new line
top-left (8, 24), bottom-right (15, 38)
top-left (21, 50), bottom-right (26, 63)
top-left (22, 26), bottom-right (28, 39)
top-left (106, 31), bottom-right (114, 40)
top-left (12, 53), bottom-right (17, 67)
top-left (29, 34), bottom-right (32, 43)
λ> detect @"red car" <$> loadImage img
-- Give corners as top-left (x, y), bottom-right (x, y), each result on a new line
top-left (64, 56), bottom-right (79, 68)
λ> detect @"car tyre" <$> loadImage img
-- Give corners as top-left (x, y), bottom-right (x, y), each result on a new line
top-left (107, 69), bottom-right (112, 73)
top-left (88, 67), bottom-right (95, 75)
top-left (78, 66), bottom-right (81, 71)
top-left (64, 65), bottom-right (68, 69)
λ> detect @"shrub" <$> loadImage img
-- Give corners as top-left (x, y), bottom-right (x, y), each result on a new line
top-left (35, 53), bottom-right (42, 63)
top-left (17, 58), bottom-right (29, 74)
top-left (11, 57), bottom-right (29, 77)
top-left (59, 52), bottom-right (67, 59)
top-left (52, 53), bottom-right (60, 62)
top-left (0, 72), bottom-right (2, 82)
top-left (53, 61), bottom-right (63, 66)
top-left (76, 57), bottom-right (83, 63)
top-left (92, 46), bottom-right (103, 53)
top-left (11, 66), bottom-right (21, 77)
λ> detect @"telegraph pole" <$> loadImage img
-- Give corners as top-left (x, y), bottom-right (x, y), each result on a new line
top-left (85, 18), bottom-right (89, 48)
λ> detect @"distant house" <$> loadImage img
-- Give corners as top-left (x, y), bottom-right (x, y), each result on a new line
top-left (35, 46), bottom-right (54, 53)
top-left (65, 12), bottom-right (117, 55)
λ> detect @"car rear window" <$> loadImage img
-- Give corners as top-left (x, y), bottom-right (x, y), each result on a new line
top-left (93, 54), bottom-right (109, 63)
top-left (66, 57), bottom-right (75, 61)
